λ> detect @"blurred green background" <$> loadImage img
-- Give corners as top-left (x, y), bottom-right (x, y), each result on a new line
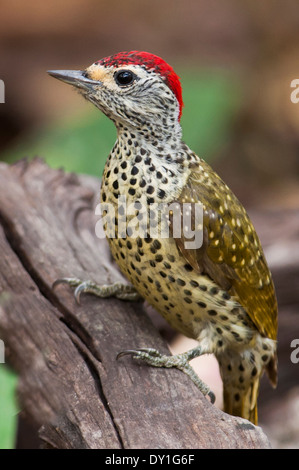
top-left (2, 70), bottom-right (241, 175)
top-left (0, 0), bottom-right (299, 449)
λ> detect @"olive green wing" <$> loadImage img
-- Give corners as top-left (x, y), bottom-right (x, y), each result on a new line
top-left (171, 159), bottom-right (278, 341)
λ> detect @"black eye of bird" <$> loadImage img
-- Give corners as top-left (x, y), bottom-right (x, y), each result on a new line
top-left (114, 70), bottom-right (136, 87)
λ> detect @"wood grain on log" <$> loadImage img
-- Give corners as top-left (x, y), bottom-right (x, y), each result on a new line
top-left (0, 158), bottom-right (272, 448)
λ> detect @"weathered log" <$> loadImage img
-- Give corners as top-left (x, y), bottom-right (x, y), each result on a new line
top-left (0, 158), bottom-right (275, 448)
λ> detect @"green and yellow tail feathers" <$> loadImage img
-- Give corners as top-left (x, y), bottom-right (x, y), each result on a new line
top-left (223, 378), bottom-right (260, 425)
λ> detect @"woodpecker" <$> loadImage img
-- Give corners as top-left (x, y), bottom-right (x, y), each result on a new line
top-left (49, 51), bottom-right (278, 424)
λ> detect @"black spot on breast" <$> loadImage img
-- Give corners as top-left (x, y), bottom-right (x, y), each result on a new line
top-left (208, 310), bottom-right (217, 316)
top-left (210, 287), bottom-right (219, 295)
top-left (147, 186), bottom-right (155, 194)
top-left (197, 301), bottom-right (206, 308)
top-left (158, 189), bottom-right (165, 199)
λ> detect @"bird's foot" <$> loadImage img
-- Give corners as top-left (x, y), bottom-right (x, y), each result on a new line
top-left (52, 277), bottom-right (142, 304)
top-left (117, 346), bottom-right (215, 403)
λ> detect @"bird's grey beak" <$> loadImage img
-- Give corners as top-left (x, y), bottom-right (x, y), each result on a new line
top-left (47, 70), bottom-right (102, 90)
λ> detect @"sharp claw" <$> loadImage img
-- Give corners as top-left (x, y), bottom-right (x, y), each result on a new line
top-left (74, 285), bottom-right (83, 305)
top-left (52, 278), bottom-right (68, 289)
top-left (116, 347), bottom-right (215, 405)
top-left (52, 278), bottom-right (83, 304)
top-left (116, 348), bottom-right (161, 361)
top-left (208, 390), bottom-right (216, 404)
top-left (116, 350), bottom-right (139, 360)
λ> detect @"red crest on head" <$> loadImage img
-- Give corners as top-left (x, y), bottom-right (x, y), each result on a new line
top-left (96, 51), bottom-right (184, 120)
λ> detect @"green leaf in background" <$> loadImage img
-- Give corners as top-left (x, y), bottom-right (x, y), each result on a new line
top-left (0, 68), bottom-right (241, 448)
top-left (181, 69), bottom-right (241, 159)
top-left (2, 69), bottom-right (242, 176)
top-left (0, 366), bottom-right (18, 449)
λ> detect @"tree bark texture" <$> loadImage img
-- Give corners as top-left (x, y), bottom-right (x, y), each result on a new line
top-left (0, 158), bottom-right (286, 448)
